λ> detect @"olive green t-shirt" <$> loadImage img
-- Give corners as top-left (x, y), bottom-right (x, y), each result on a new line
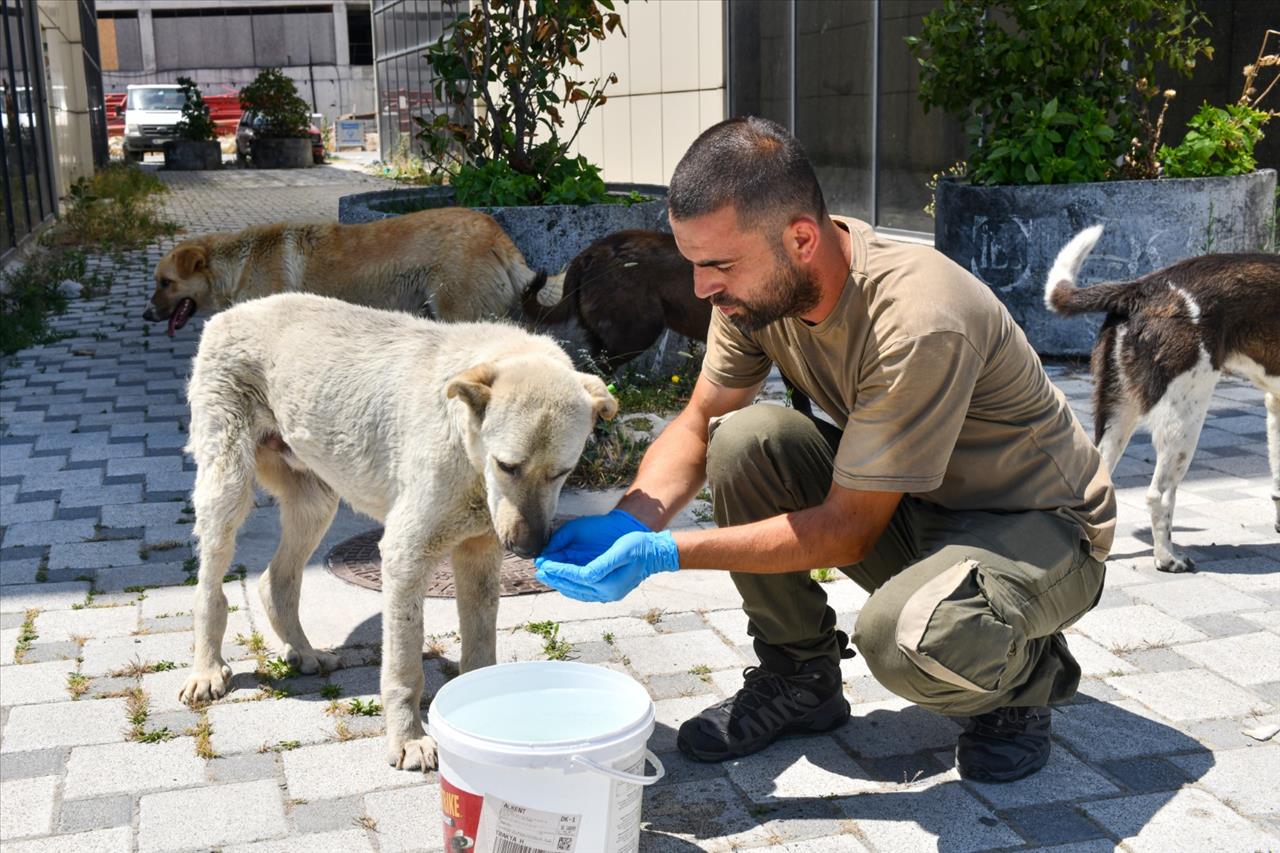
top-left (702, 216), bottom-right (1116, 561)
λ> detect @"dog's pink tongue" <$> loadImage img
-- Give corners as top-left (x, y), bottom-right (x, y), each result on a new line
top-left (167, 299), bottom-right (194, 337)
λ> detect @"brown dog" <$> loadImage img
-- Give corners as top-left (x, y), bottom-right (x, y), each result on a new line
top-left (523, 229), bottom-right (812, 413)
top-left (145, 208), bottom-right (543, 335)
top-left (521, 229), bottom-right (711, 374)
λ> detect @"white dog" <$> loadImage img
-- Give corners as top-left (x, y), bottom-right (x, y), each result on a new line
top-left (1046, 225), bottom-right (1280, 572)
top-left (178, 293), bottom-right (616, 770)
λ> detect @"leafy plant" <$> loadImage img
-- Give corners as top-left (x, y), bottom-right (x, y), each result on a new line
top-left (174, 76), bottom-right (218, 142)
top-left (907, 0), bottom-right (1213, 185)
top-left (417, 0), bottom-right (627, 206)
top-left (239, 68), bottom-right (311, 139)
top-left (1159, 32), bottom-right (1279, 178)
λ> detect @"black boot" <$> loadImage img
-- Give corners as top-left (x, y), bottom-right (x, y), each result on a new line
top-left (676, 653), bottom-right (850, 763)
top-left (955, 705), bottom-right (1052, 783)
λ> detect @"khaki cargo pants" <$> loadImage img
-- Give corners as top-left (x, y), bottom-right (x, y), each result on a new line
top-left (707, 404), bottom-right (1106, 716)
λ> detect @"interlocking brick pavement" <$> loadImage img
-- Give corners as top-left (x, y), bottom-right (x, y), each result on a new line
top-left (2, 165), bottom-right (1277, 851)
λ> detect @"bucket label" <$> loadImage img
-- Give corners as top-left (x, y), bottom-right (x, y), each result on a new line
top-left (605, 755), bottom-right (645, 853)
top-left (441, 776), bottom-right (483, 851)
top-left (476, 796), bottom-right (582, 853)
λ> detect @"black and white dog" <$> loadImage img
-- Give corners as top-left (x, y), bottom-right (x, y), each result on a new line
top-left (1046, 225), bottom-right (1280, 572)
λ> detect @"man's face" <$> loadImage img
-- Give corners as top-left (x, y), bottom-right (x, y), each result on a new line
top-left (671, 206), bottom-right (820, 333)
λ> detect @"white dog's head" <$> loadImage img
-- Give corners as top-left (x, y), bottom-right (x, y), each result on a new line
top-left (446, 356), bottom-right (617, 557)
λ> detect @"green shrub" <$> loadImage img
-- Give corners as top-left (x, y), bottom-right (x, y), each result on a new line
top-left (1160, 102), bottom-right (1271, 177)
top-left (417, 0), bottom-right (627, 206)
top-left (239, 68), bottom-right (310, 139)
top-left (174, 76), bottom-right (218, 142)
top-left (907, 0), bottom-right (1213, 185)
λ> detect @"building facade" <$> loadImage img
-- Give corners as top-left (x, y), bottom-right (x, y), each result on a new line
top-left (94, 0), bottom-right (377, 124)
top-left (3, 0), bottom-right (106, 261)
top-left (372, 0), bottom-right (1277, 242)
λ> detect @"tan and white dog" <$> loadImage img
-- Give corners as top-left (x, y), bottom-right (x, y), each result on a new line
top-left (1046, 225), bottom-right (1280, 572)
top-left (178, 293), bottom-right (616, 770)
top-left (145, 207), bottom-right (543, 335)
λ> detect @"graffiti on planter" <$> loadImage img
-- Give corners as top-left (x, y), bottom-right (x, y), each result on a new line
top-left (969, 215), bottom-right (1030, 291)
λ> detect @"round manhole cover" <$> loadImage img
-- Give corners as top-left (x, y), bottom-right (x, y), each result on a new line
top-left (325, 527), bottom-right (558, 598)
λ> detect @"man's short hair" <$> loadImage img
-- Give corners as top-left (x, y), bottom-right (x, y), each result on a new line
top-left (668, 116), bottom-right (827, 236)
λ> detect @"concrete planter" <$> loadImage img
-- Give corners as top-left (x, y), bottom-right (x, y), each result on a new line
top-left (338, 183), bottom-right (670, 273)
top-left (162, 139), bottom-right (221, 171)
top-left (935, 169), bottom-right (1277, 355)
top-left (250, 138), bottom-right (312, 169)
top-left (338, 183), bottom-right (688, 375)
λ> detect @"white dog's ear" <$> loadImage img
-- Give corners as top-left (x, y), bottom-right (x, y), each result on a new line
top-left (579, 373), bottom-right (619, 421)
top-left (446, 363), bottom-right (497, 417)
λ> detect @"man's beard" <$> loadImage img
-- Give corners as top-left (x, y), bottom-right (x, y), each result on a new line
top-left (712, 258), bottom-right (821, 334)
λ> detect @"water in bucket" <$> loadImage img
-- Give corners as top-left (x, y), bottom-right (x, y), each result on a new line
top-left (428, 660), bottom-right (664, 853)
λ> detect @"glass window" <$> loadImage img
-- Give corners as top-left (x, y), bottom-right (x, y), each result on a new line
top-left (794, 1), bottom-right (874, 221)
top-left (727, 0), bottom-right (790, 127)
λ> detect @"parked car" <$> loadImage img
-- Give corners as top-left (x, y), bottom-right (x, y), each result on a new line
top-left (235, 110), bottom-right (325, 166)
top-left (119, 84), bottom-right (187, 162)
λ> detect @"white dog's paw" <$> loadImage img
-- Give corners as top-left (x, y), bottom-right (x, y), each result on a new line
top-left (1156, 553), bottom-right (1196, 573)
top-left (387, 735), bottom-right (438, 772)
top-left (178, 664), bottom-right (233, 705)
top-left (284, 645), bottom-right (342, 675)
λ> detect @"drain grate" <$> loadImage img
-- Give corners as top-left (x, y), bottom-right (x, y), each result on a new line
top-left (325, 527), bottom-right (555, 598)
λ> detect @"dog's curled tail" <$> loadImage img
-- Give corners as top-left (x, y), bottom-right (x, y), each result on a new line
top-left (521, 271), bottom-right (576, 325)
top-left (1044, 225), bottom-right (1107, 314)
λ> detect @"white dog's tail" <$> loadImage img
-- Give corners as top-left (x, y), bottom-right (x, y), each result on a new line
top-left (1044, 225), bottom-right (1106, 314)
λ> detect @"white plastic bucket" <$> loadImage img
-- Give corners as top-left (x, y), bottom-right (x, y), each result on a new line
top-left (428, 660), bottom-right (664, 853)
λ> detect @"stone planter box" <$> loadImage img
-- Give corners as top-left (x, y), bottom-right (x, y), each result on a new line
top-left (339, 183), bottom-right (690, 377)
top-left (250, 137), bottom-right (312, 169)
top-left (338, 183), bottom-right (670, 274)
top-left (162, 139), bottom-right (221, 171)
top-left (934, 169), bottom-right (1277, 355)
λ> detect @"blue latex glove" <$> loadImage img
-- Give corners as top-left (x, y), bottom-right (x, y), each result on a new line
top-left (536, 509), bottom-right (649, 567)
top-left (536, 530), bottom-right (680, 602)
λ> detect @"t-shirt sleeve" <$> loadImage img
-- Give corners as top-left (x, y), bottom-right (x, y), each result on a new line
top-left (699, 307), bottom-right (773, 388)
top-left (834, 331), bottom-right (983, 492)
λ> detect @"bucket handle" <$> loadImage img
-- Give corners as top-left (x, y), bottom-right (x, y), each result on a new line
top-left (570, 748), bottom-right (666, 786)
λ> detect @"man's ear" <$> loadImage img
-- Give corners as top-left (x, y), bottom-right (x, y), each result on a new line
top-left (446, 363), bottom-right (497, 418)
top-left (579, 372), bottom-right (619, 421)
top-left (173, 244), bottom-right (208, 277)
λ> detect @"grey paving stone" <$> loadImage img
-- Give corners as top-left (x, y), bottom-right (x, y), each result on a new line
top-left (282, 738), bottom-right (421, 800)
top-left (837, 699), bottom-right (961, 760)
top-left (1107, 669), bottom-right (1270, 721)
top-left (1099, 756), bottom-right (1194, 793)
top-left (645, 670), bottom-right (715, 700)
top-left (1081, 787), bottom-right (1280, 852)
top-left (361, 784), bottom-right (441, 853)
top-left (48, 541), bottom-right (144, 571)
top-left (0, 775), bottom-right (58, 840)
top-left (282, 793), bottom-right (365, 834)
top-left (0, 581), bottom-right (91, 613)
top-left (0, 827), bottom-right (133, 853)
top-left (835, 779), bottom-right (1023, 853)
top-left (0, 698), bottom-right (129, 752)
top-left (0, 659), bottom-right (79, 706)
top-left (0, 747), bottom-right (66, 780)
top-left (725, 734), bottom-right (881, 803)
top-left (93, 563), bottom-right (189, 592)
top-left (1005, 803), bottom-right (1110, 846)
top-left (224, 828), bottom-right (377, 853)
top-left (0, 558), bottom-right (40, 585)
top-left (208, 696), bottom-right (338, 755)
top-left (615, 630), bottom-right (744, 676)
top-left (1053, 699), bottom-right (1200, 761)
top-left (19, 639), bottom-right (82, 664)
top-left (1169, 745), bottom-right (1280, 816)
top-left (100, 502), bottom-right (187, 528)
top-left (147, 708), bottom-right (199, 734)
top-left (37, 606), bottom-right (138, 642)
top-left (1177, 632), bottom-right (1280, 686)
top-left (1117, 647), bottom-right (1195, 674)
top-left (205, 750), bottom-right (280, 785)
top-left (2, 519), bottom-right (97, 549)
top-left (652, 611), bottom-right (709, 633)
top-left (1072, 604), bottom-right (1209, 651)
top-left (1126, 576), bottom-right (1269, 618)
top-left (137, 779), bottom-right (289, 853)
top-left (64, 737), bottom-right (207, 799)
top-left (57, 794), bottom-right (135, 833)
top-left (1184, 611), bottom-right (1268, 638)
top-left (955, 741), bottom-right (1120, 809)
top-left (80, 632), bottom-right (194, 677)
top-left (0, 626), bottom-right (17, 659)
top-left (58, 484), bottom-right (145, 508)
top-left (0, 501), bottom-right (57, 525)
top-left (640, 776), bottom-right (773, 851)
